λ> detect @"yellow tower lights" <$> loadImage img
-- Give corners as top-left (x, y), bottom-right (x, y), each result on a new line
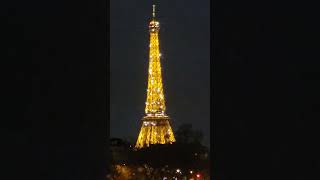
top-left (135, 5), bottom-right (176, 149)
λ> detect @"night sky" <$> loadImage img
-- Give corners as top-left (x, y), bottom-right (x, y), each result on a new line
top-left (110, 0), bottom-right (210, 146)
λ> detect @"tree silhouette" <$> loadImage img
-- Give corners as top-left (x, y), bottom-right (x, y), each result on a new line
top-left (175, 123), bottom-right (204, 144)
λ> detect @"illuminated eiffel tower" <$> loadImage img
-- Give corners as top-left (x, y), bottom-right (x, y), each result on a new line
top-left (135, 5), bottom-right (176, 149)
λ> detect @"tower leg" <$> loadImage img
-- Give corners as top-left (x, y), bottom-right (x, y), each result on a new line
top-left (135, 116), bottom-right (175, 149)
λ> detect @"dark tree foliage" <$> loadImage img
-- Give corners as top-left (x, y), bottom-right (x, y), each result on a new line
top-left (129, 143), bottom-right (208, 170)
top-left (126, 124), bottom-right (209, 170)
top-left (175, 123), bottom-right (204, 144)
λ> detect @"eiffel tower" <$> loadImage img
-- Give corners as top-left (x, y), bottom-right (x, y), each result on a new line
top-left (135, 5), bottom-right (176, 149)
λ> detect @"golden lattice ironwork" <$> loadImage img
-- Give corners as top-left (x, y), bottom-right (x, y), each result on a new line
top-left (135, 5), bottom-right (176, 149)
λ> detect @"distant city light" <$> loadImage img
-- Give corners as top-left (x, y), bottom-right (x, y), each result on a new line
top-left (190, 170), bottom-right (193, 174)
top-left (196, 173), bottom-right (201, 178)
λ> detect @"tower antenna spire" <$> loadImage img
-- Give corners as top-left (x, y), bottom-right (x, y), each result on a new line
top-left (152, 4), bottom-right (156, 19)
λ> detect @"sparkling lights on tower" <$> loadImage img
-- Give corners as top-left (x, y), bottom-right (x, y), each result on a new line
top-left (135, 5), bottom-right (176, 149)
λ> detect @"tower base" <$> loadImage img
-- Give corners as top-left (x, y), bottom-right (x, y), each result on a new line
top-left (135, 116), bottom-right (175, 149)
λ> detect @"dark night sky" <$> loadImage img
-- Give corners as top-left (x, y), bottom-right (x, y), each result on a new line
top-left (110, 0), bottom-right (210, 146)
